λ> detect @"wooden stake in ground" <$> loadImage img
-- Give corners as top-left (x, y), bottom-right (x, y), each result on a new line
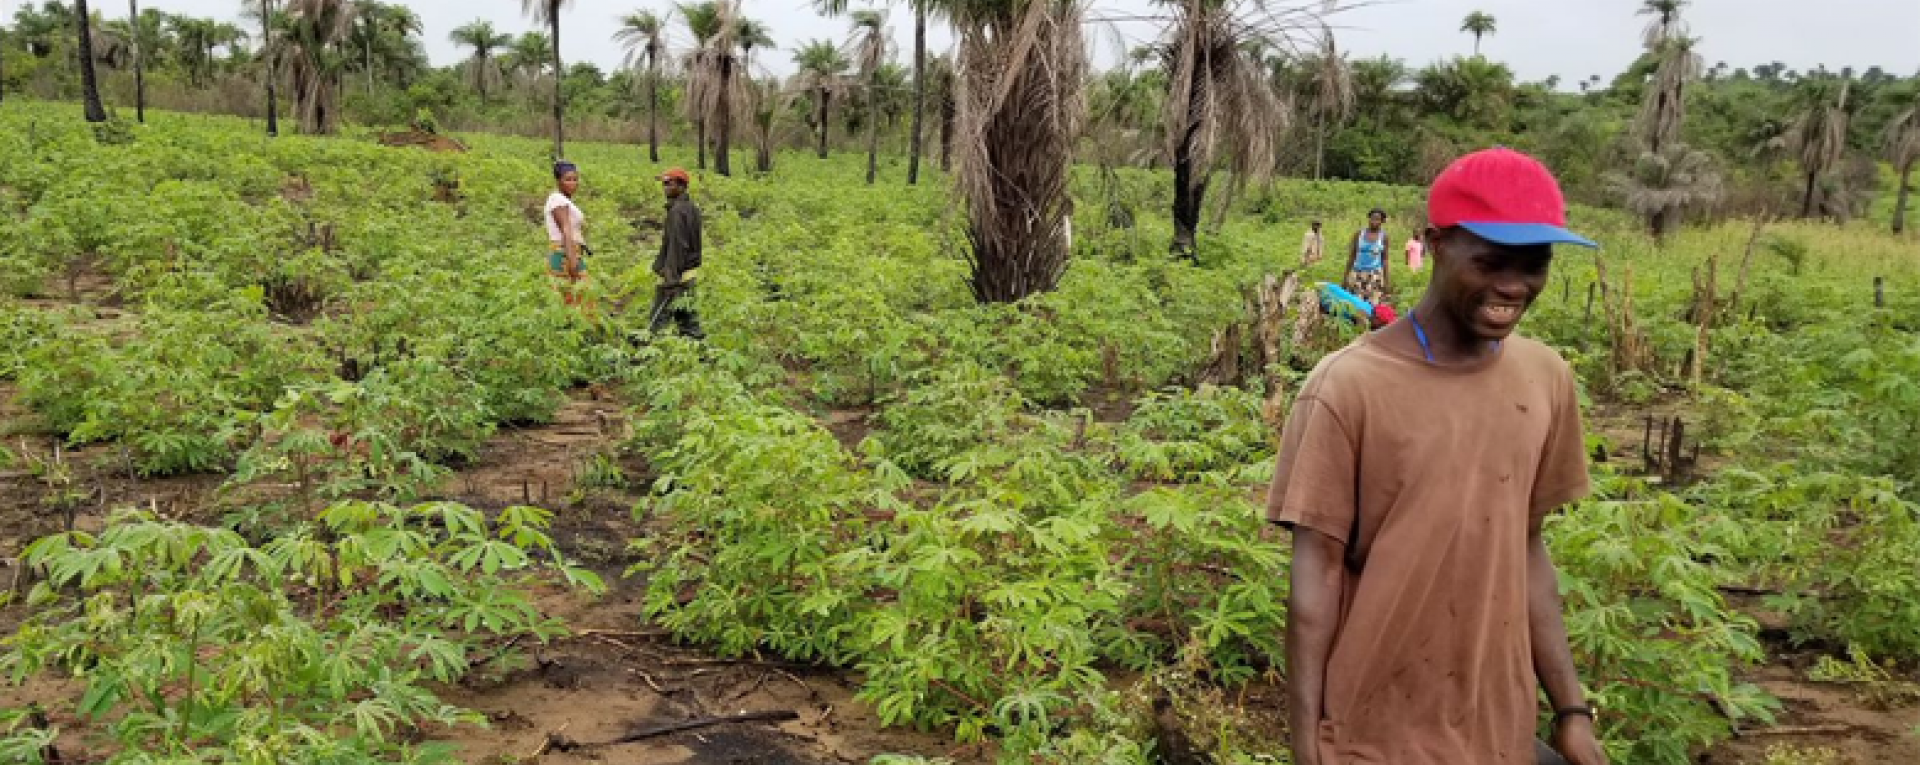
top-left (1687, 243), bottom-right (1720, 385)
top-left (1724, 214), bottom-right (1771, 320)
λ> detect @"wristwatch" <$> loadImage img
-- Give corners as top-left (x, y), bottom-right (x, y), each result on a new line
top-left (1552, 705), bottom-right (1597, 724)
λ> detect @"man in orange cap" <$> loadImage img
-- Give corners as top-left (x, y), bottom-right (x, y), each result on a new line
top-left (649, 168), bottom-right (704, 339)
top-left (1273, 147), bottom-right (1605, 765)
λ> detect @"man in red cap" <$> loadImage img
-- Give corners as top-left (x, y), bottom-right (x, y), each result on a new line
top-left (1271, 148), bottom-right (1605, 765)
top-left (650, 168), bottom-right (704, 339)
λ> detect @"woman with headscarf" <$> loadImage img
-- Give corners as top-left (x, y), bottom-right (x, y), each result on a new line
top-left (545, 161), bottom-right (589, 305)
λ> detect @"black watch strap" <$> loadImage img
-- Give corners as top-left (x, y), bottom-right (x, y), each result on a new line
top-left (1553, 705), bottom-right (1596, 722)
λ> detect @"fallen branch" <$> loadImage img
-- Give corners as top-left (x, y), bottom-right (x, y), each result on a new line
top-left (1744, 724), bottom-right (1854, 737)
top-left (545, 710), bottom-right (800, 751)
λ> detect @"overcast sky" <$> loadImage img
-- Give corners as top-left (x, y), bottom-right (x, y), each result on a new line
top-left (17, 0), bottom-right (1920, 83)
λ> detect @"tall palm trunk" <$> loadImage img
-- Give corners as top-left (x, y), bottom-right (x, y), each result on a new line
top-left (939, 88), bottom-right (953, 172)
top-left (262, 0), bottom-right (278, 136)
top-left (646, 56), bottom-right (660, 162)
top-left (1171, 125), bottom-right (1206, 258)
top-left (906, 1), bottom-right (926, 184)
top-left (1895, 161), bottom-right (1913, 234)
top-left (865, 75), bottom-right (879, 184)
top-left (130, 0), bottom-right (145, 123)
top-left (476, 56), bottom-right (490, 104)
top-left (1800, 170), bottom-right (1818, 218)
top-left (1313, 111), bottom-right (1327, 180)
top-left (548, 16), bottom-right (564, 159)
top-left (697, 119), bottom-right (708, 169)
top-left (76, 0), bottom-right (108, 122)
top-left (716, 53), bottom-right (733, 176)
top-left (817, 89), bottom-right (831, 158)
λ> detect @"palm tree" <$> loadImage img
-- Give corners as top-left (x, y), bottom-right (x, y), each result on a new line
top-left (1638, 34), bottom-right (1699, 156)
top-left (792, 39), bottom-right (849, 158)
top-left (250, 0), bottom-right (282, 135)
top-left (1884, 95), bottom-right (1919, 234)
top-left (1460, 10), bottom-right (1495, 57)
top-left (748, 76), bottom-right (783, 172)
top-left (451, 20), bottom-right (510, 105)
top-left (613, 10), bottom-right (668, 162)
top-left (1158, 0), bottom-right (1289, 257)
top-left (679, 1), bottom-right (722, 170)
top-left (1606, 143), bottom-right (1721, 240)
top-left (1637, 0), bottom-right (1687, 48)
top-left (929, 53), bottom-right (956, 172)
top-left (1348, 55), bottom-right (1407, 130)
top-left (1784, 76), bottom-right (1852, 218)
top-left (520, 0), bottom-right (573, 159)
top-left (75, 0), bottom-right (109, 122)
top-left (1306, 20), bottom-right (1353, 180)
top-left (679, 0), bottom-right (743, 176)
top-left (1414, 56), bottom-right (1514, 130)
top-left (950, 0), bottom-right (1087, 302)
top-left (284, 0), bottom-right (355, 135)
top-left (350, 2), bottom-right (420, 95)
top-left (126, 0), bottom-right (145, 122)
top-left (904, 0), bottom-right (938, 184)
top-left (735, 17), bottom-right (772, 70)
top-left (850, 9), bottom-right (889, 185)
top-left (505, 31), bottom-right (552, 88)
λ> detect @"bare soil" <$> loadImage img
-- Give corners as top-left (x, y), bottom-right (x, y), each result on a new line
top-left (377, 130), bottom-right (469, 153)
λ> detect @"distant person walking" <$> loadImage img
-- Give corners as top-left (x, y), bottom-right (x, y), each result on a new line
top-left (649, 168), bottom-right (705, 339)
top-left (545, 161), bottom-right (590, 306)
top-left (1344, 209), bottom-right (1392, 305)
top-left (1405, 228), bottom-right (1425, 271)
top-left (1301, 219), bottom-right (1326, 266)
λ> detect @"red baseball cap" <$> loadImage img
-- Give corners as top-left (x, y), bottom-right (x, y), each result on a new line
top-left (1428, 148), bottom-right (1597, 248)
top-left (659, 168), bottom-right (690, 183)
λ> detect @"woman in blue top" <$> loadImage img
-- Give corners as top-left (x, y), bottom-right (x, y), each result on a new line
top-left (1343, 208), bottom-right (1392, 306)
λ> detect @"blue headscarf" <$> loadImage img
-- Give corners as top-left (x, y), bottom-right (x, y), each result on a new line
top-left (553, 160), bottom-right (579, 179)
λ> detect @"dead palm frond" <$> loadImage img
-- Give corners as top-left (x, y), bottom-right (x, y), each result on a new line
top-left (284, 0), bottom-right (357, 135)
top-left (1783, 77), bottom-right (1852, 218)
top-left (1157, 0), bottom-right (1308, 256)
top-left (951, 0), bottom-right (1088, 302)
top-left (1605, 142), bottom-right (1723, 239)
top-left (1637, 0), bottom-right (1688, 49)
top-left (1884, 98), bottom-right (1919, 233)
top-left (1636, 34), bottom-right (1700, 153)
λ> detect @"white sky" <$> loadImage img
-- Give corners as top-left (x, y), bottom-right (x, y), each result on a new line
top-left (16, 0), bottom-right (1920, 82)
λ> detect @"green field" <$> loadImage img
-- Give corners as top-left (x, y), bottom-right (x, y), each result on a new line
top-left (0, 100), bottom-right (1917, 764)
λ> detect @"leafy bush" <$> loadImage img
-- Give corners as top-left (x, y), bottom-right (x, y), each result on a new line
top-left (0, 501), bottom-right (602, 763)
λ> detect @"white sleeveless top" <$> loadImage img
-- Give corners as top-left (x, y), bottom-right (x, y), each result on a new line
top-left (544, 191), bottom-right (585, 245)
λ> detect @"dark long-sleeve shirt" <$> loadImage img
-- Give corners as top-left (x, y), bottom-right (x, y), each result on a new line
top-left (654, 196), bottom-right (702, 283)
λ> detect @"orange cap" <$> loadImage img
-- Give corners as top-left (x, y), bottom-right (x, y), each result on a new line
top-left (659, 168), bottom-right (690, 184)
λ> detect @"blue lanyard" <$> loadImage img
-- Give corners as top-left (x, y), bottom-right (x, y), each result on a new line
top-left (1407, 309), bottom-right (1499, 365)
top-left (1408, 309), bottom-right (1437, 364)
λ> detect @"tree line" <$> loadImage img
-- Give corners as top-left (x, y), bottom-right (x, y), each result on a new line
top-left (2, 0), bottom-right (1915, 303)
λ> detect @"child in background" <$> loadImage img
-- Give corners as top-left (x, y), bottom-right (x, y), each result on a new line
top-left (1405, 229), bottom-right (1425, 271)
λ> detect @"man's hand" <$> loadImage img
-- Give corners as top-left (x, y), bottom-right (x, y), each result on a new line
top-left (1549, 714), bottom-right (1607, 765)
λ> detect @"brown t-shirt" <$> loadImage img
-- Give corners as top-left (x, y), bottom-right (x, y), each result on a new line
top-left (1268, 330), bottom-right (1589, 765)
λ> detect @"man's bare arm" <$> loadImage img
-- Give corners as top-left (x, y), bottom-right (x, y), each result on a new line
top-left (1528, 520), bottom-right (1607, 765)
top-left (1288, 526), bottom-right (1345, 765)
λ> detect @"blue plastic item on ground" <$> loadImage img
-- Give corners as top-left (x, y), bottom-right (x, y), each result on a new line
top-left (1316, 281), bottom-right (1375, 323)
